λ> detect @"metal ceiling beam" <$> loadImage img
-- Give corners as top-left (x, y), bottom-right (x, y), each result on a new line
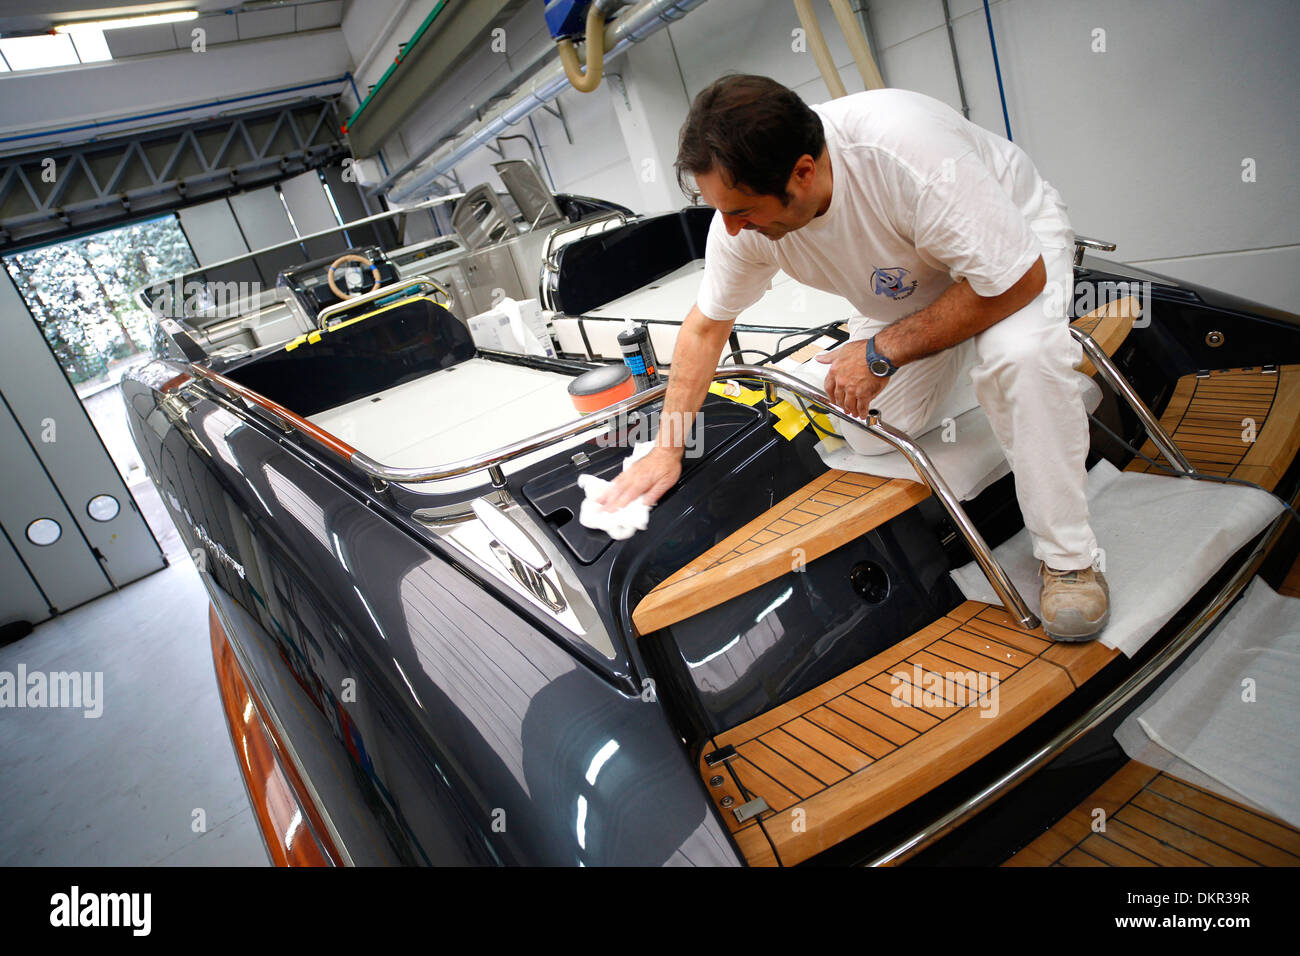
top-left (0, 98), bottom-right (346, 252)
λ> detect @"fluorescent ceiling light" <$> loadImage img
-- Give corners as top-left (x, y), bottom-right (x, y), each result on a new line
top-left (54, 11), bottom-right (199, 33)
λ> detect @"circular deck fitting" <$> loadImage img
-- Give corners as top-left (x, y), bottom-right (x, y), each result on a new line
top-left (850, 561), bottom-right (891, 604)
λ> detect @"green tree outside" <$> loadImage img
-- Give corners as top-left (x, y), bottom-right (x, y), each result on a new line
top-left (4, 215), bottom-right (196, 387)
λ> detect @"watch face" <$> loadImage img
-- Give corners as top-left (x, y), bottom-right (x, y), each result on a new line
top-left (870, 359), bottom-right (892, 377)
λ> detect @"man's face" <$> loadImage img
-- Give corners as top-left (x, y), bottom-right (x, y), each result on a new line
top-left (694, 158), bottom-right (822, 240)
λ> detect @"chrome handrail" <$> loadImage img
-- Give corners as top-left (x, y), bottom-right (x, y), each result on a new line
top-left (538, 211), bottom-right (632, 310)
top-left (1073, 235), bottom-right (1117, 268)
top-left (316, 277), bottom-right (442, 330)
top-left (541, 211), bottom-right (630, 274)
top-left (865, 498), bottom-right (1294, 866)
top-left (1071, 326), bottom-right (1195, 475)
top-left (343, 363), bottom-right (1041, 628)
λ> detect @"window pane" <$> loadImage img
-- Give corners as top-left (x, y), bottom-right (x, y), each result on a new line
top-left (69, 30), bottom-right (112, 63)
top-left (0, 34), bottom-right (79, 71)
top-left (3, 215), bottom-right (198, 387)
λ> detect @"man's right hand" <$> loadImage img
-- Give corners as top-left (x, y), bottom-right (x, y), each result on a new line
top-left (596, 445), bottom-right (683, 511)
top-left (595, 303), bottom-right (732, 512)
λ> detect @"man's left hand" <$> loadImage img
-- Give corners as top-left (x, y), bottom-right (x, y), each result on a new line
top-left (816, 342), bottom-right (888, 419)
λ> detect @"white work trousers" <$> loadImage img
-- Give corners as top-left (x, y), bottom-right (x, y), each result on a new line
top-left (835, 191), bottom-right (1099, 571)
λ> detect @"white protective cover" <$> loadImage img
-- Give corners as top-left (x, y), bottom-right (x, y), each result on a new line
top-left (783, 354), bottom-right (1102, 503)
top-left (950, 459), bottom-right (1283, 656)
top-left (1114, 577), bottom-right (1300, 829)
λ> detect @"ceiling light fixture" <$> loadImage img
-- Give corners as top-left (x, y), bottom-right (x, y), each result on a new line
top-left (53, 11), bottom-right (199, 33)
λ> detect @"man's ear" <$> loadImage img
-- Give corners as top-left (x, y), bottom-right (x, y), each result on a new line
top-left (791, 154), bottom-right (817, 187)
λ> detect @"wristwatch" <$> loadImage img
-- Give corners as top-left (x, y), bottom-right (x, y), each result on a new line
top-left (865, 335), bottom-right (898, 378)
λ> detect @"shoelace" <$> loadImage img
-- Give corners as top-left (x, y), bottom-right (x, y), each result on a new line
top-left (1043, 565), bottom-right (1091, 583)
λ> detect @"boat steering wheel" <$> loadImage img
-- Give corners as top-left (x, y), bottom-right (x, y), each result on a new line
top-left (326, 253), bottom-right (382, 300)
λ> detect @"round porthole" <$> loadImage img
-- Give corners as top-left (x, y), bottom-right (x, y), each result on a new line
top-left (87, 494), bottom-right (120, 522)
top-left (26, 518), bottom-right (62, 547)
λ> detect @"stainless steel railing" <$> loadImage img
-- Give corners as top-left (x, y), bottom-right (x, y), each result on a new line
top-left (1070, 326), bottom-right (1194, 475)
top-left (203, 326), bottom-right (1187, 630)
top-left (316, 277), bottom-right (446, 330)
top-left (346, 363), bottom-right (1042, 629)
top-left (1073, 235), bottom-right (1117, 268)
top-left (541, 211), bottom-right (630, 275)
top-left (866, 498), bottom-right (1293, 866)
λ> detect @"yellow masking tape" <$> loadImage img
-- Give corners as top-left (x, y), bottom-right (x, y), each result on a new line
top-left (810, 408), bottom-right (838, 436)
top-left (708, 381), bottom-right (766, 406)
top-left (279, 295), bottom-right (442, 353)
top-left (769, 400), bottom-right (811, 440)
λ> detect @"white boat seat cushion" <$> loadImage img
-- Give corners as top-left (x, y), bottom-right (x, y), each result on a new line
top-left (806, 368), bottom-right (1103, 501)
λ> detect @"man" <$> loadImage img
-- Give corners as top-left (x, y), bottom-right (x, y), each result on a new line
top-left (597, 74), bottom-right (1107, 641)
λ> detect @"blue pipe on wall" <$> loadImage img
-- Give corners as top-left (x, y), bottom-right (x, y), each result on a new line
top-left (982, 0), bottom-right (1013, 141)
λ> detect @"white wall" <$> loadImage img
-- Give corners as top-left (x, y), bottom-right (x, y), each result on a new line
top-left (921, 0), bottom-right (1299, 312)
top-left (358, 0), bottom-right (1298, 313)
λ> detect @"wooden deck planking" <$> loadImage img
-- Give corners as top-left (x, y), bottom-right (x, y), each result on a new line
top-left (703, 604), bottom-right (1120, 866)
top-left (1125, 365), bottom-right (1300, 492)
top-left (1072, 296), bottom-right (1138, 378)
top-left (632, 470), bottom-right (930, 634)
top-left (1005, 761), bottom-right (1300, 867)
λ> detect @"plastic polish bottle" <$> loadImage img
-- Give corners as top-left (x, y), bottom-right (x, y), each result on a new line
top-left (617, 319), bottom-right (661, 391)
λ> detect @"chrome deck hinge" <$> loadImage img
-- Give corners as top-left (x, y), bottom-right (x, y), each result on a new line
top-left (704, 745), bottom-right (738, 767)
top-left (732, 797), bottom-right (770, 824)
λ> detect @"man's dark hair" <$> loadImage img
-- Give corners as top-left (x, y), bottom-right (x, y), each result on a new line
top-left (676, 74), bottom-right (826, 202)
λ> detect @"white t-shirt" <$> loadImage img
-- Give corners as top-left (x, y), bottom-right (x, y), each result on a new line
top-left (695, 89), bottom-right (1071, 326)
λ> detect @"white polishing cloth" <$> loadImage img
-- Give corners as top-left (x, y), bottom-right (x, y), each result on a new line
top-left (950, 459), bottom-right (1283, 656)
top-left (577, 441), bottom-right (657, 540)
top-left (1114, 577), bottom-right (1300, 829)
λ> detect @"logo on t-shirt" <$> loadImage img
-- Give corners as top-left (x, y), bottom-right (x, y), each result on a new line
top-left (871, 265), bottom-right (917, 300)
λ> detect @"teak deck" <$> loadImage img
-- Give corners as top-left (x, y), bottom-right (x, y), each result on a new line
top-left (1005, 760), bottom-right (1300, 866)
top-left (653, 315), bottom-right (1292, 866)
top-left (1072, 295), bottom-right (1137, 377)
top-left (632, 471), bottom-right (929, 634)
top-left (700, 601), bottom-right (1120, 866)
top-left (1124, 365), bottom-right (1300, 492)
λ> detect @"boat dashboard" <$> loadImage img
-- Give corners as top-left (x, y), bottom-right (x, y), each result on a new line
top-left (276, 246), bottom-right (402, 321)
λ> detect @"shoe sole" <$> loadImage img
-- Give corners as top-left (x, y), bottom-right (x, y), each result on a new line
top-left (1042, 607), bottom-right (1110, 642)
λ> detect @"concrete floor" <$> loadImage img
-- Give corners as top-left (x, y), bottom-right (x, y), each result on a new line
top-left (0, 554), bottom-right (268, 866)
